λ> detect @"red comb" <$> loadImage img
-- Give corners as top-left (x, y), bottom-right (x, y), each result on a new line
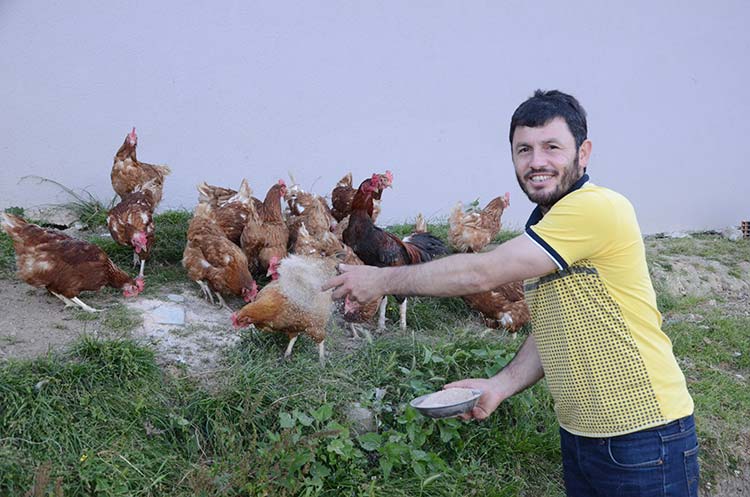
top-left (278, 179), bottom-right (286, 186)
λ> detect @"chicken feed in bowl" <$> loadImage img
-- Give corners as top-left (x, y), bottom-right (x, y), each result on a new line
top-left (410, 387), bottom-right (482, 419)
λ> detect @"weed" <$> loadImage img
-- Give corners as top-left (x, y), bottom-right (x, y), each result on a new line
top-left (20, 175), bottom-right (115, 229)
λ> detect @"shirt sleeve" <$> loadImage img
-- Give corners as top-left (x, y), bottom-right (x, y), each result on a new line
top-left (526, 189), bottom-right (619, 270)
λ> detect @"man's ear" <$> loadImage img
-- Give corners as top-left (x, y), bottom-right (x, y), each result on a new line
top-left (578, 140), bottom-right (592, 173)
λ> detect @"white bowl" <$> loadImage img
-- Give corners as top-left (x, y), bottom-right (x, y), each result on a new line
top-left (409, 388), bottom-right (483, 419)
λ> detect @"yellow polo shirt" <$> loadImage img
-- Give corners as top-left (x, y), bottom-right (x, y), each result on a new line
top-left (524, 176), bottom-right (693, 437)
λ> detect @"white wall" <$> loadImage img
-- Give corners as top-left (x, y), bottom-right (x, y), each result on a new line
top-left (1, 0), bottom-right (748, 233)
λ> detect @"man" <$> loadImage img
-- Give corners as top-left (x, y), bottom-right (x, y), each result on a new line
top-left (324, 90), bottom-right (699, 496)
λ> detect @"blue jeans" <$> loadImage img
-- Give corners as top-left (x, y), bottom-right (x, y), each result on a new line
top-left (560, 415), bottom-right (700, 496)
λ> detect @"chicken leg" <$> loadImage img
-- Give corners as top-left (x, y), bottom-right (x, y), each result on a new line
top-left (317, 341), bottom-right (325, 366)
top-left (399, 298), bottom-right (408, 330)
top-left (283, 335), bottom-right (299, 359)
top-left (377, 296), bottom-right (387, 330)
top-left (51, 291), bottom-right (102, 313)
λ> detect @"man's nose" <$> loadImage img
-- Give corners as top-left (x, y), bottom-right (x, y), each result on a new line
top-left (529, 149), bottom-right (548, 168)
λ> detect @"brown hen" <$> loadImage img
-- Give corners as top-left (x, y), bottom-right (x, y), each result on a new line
top-left (448, 193), bottom-right (510, 253)
top-left (111, 128), bottom-right (171, 206)
top-left (240, 180), bottom-right (289, 276)
top-left (107, 180), bottom-right (158, 278)
top-left (232, 254), bottom-right (336, 365)
top-left (197, 178), bottom-right (257, 245)
top-left (1, 213), bottom-right (144, 312)
top-left (182, 204), bottom-right (258, 309)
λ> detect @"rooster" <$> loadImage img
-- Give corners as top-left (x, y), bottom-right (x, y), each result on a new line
top-left (343, 176), bottom-right (448, 329)
top-left (182, 204), bottom-right (258, 309)
top-left (197, 178), bottom-right (256, 245)
top-left (111, 127), bottom-right (171, 206)
top-left (231, 254), bottom-right (336, 365)
top-left (330, 171), bottom-right (391, 223)
top-left (1, 213), bottom-right (144, 312)
top-left (449, 193), bottom-right (510, 253)
top-left (106, 179), bottom-right (158, 278)
top-left (332, 171), bottom-right (392, 242)
top-left (240, 180), bottom-right (289, 276)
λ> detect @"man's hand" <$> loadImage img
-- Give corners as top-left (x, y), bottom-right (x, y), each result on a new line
top-left (322, 264), bottom-right (385, 302)
top-left (443, 378), bottom-right (506, 421)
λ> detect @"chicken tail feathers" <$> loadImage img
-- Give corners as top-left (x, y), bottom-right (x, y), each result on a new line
top-left (402, 232), bottom-right (449, 264)
top-left (155, 164), bottom-right (171, 176)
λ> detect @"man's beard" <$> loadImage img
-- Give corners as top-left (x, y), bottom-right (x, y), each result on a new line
top-left (516, 154), bottom-right (581, 210)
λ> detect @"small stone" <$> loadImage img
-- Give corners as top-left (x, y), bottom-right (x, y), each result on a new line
top-left (345, 403), bottom-right (377, 435)
top-left (167, 294), bottom-right (186, 303)
top-left (152, 304), bottom-right (185, 325)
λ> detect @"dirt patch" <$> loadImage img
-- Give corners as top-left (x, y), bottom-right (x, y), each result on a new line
top-left (123, 288), bottom-right (241, 380)
top-left (0, 279), bottom-right (102, 361)
top-left (0, 279), bottom-right (242, 384)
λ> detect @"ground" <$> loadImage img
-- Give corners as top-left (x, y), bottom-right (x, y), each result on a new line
top-left (1, 243), bottom-right (749, 495)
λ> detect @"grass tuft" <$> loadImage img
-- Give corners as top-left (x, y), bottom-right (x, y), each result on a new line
top-left (20, 175), bottom-right (115, 229)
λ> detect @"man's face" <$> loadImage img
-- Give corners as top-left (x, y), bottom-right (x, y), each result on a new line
top-left (511, 117), bottom-right (590, 211)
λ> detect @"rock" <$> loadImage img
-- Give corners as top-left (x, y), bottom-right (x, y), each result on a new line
top-left (665, 231), bottom-right (690, 239)
top-left (345, 402), bottom-right (377, 435)
top-left (24, 206), bottom-right (79, 227)
top-left (152, 304), bottom-right (185, 326)
top-left (721, 226), bottom-right (743, 241)
top-left (167, 294), bottom-right (186, 303)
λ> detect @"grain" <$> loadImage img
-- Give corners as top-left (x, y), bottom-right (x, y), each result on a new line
top-left (418, 388), bottom-right (477, 408)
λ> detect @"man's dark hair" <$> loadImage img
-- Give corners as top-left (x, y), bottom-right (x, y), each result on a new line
top-left (509, 89), bottom-right (588, 149)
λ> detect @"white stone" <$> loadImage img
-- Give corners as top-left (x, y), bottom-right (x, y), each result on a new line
top-left (152, 304), bottom-right (185, 326)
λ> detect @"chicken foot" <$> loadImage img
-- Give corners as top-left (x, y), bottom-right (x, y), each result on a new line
top-left (197, 280), bottom-right (215, 304)
top-left (349, 323), bottom-right (373, 343)
top-left (138, 259), bottom-right (146, 279)
top-left (214, 292), bottom-right (233, 312)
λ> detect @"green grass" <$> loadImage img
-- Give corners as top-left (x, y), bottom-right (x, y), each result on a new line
top-left (1, 331), bottom-right (562, 496)
top-left (666, 310), bottom-right (750, 482)
top-left (647, 233), bottom-right (750, 274)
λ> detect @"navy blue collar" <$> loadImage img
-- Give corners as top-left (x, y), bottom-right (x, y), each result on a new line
top-left (525, 174), bottom-right (590, 228)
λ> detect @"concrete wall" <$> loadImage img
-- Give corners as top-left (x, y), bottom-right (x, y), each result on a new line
top-left (1, 0), bottom-right (747, 233)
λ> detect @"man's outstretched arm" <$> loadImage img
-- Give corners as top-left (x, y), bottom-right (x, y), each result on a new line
top-left (324, 233), bottom-right (557, 302)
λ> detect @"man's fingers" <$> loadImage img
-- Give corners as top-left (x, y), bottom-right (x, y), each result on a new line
top-left (322, 274), bottom-right (345, 292)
